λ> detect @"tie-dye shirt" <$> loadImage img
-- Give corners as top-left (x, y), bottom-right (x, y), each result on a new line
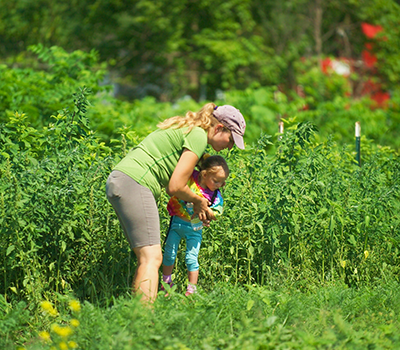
top-left (167, 170), bottom-right (224, 220)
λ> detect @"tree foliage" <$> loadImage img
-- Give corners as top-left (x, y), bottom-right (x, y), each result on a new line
top-left (1, 0), bottom-right (399, 100)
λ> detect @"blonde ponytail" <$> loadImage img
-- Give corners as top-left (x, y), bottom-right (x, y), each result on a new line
top-left (157, 102), bottom-right (219, 132)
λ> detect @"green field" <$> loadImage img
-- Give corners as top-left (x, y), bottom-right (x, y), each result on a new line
top-left (1, 48), bottom-right (400, 349)
top-left (2, 281), bottom-right (400, 350)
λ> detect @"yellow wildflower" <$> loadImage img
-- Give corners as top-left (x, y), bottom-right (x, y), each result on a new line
top-left (69, 300), bottom-right (81, 313)
top-left (68, 341), bottom-right (78, 349)
top-left (40, 301), bottom-right (58, 316)
top-left (51, 324), bottom-right (73, 338)
top-left (41, 301), bottom-right (53, 311)
top-left (364, 250), bottom-right (369, 259)
top-left (59, 341), bottom-right (68, 350)
top-left (39, 331), bottom-right (51, 342)
top-left (340, 260), bottom-right (346, 268)
top-left (70, 319), bottom-right (80, 328)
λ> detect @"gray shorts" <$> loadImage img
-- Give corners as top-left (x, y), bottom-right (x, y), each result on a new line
top-left (106, 170), bottom-right (160, 249)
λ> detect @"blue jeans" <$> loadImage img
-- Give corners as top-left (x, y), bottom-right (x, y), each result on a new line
top-left (163, 216), bottom-right (202, 272)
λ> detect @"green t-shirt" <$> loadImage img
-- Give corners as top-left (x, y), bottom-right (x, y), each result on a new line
top-left (114, 126), bottom-right (208, 199)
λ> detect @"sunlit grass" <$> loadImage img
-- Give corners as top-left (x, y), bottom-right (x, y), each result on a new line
top-left (3, 280), bottom-right (399, 350)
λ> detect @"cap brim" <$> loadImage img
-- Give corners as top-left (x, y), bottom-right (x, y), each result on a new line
top-left (232, 132), bottom-right (245, 149)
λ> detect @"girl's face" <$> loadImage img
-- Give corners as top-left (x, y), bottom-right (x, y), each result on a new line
top-left (208, 125), bottom-right (234, 152)
top-left (200, 166), bottom-right (228, 191)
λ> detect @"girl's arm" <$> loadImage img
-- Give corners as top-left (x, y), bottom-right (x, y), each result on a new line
top-left (166, 149), bottom-right (216, 223)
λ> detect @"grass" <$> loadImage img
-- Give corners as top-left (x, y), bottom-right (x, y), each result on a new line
top-left (3, 278), bottom-right (400, 350)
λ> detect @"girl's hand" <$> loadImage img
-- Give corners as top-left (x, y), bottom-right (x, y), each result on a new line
top-left (202, 207), bottom-right (216, 226)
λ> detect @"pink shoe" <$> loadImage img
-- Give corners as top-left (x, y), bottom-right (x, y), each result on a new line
top-left (185, 284), bottom-right (197, 296)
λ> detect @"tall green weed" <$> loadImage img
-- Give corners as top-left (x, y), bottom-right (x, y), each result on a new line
top-left (0, 89), bottom-right (133, 304)
top-left (196, 119), bottom-right (400, 291)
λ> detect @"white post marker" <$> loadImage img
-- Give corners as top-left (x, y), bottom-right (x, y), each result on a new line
top-left (355, 121), bottom-right (361, 166)
top-left (279, 121), bottom-right (284, 134)
top-left (355, 121), bottom-right (361, 137)
top-left (278, 121), bottom-right (284, 141)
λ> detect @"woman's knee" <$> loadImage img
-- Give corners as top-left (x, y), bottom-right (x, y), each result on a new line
top-left (134, 245), bottom-right (163, 267)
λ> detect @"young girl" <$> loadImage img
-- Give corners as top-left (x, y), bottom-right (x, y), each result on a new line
top-left (162, 154), bottom-right (229, 296)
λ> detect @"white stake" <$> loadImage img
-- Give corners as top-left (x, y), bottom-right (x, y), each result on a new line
top-left (355, 122), bottom-right (361, 137)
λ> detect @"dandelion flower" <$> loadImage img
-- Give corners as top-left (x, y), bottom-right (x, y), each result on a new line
top-left (69, 300), bottom-right (81, 313)
top-left (70, 319), bottom-right (80, 328)
top-left (39, 331), bottom-right (51, 342)
top-left (340, 260), bottom-right (346, 268)
top-left (364, 250), bottom-right (369, 259)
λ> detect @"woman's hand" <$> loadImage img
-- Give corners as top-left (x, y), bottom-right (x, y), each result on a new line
top-left (193, 196), bottom-right (216, 225)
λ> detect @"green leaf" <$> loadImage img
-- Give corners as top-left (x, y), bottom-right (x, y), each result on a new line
top-left (246, 299), bottom-right (255, 311)
top-left (249, 245), bottom-right (255, 256)
top-left (6, 245), bottom-right (15, 256)
top-left (329, 215), bottom-right (335, 233)
top-left (348, 235), bottom-right (357, 246)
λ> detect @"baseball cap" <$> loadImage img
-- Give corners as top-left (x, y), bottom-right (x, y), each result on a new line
top-left (213, 105), bottom-right (246, 149)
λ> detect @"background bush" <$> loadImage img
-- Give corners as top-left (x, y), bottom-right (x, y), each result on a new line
top-left (2, 46), bottom-right (400, 152)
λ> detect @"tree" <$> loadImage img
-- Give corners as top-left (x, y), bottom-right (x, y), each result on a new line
top-left (1, 0), bottom-right (399, 101)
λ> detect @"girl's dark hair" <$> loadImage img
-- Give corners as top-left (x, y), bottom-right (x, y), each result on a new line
top-left (198, 154), bottom-right (229, 177)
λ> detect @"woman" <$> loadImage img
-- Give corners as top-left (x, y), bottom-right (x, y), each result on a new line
top-left (106, 103), bottom-right (246, 301)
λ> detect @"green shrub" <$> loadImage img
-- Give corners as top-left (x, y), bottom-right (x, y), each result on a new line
top-left (0, 89), bottom-right (133, 304)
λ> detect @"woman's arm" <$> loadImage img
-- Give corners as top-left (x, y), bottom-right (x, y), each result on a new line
top-left (166, 149), bottom-right (215, 223)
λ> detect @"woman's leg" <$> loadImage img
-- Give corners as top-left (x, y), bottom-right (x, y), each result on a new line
top-left (106, 171), bottom-right (161, 301)
top-left (133, 244), bottom-right (163, 302)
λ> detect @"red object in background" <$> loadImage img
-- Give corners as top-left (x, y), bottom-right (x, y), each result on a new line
top-left (371, 91), bottom-right (390, 108)
top-left (321, 57), bottom-right (332, 74)
top-left (362, 50), bottom-right (378, 68)
top-left (361, 23), bottom-right (383, 38)
top-left (360, 79), bottom-right (390, 109)
top-left (311, 22), bottom-right (390, 110)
